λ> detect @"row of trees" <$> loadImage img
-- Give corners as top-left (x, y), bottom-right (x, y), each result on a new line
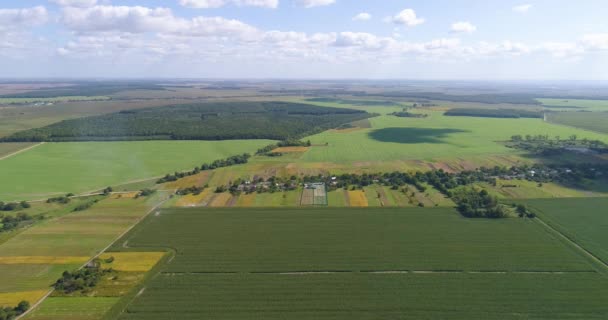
top-left (444, 108), bottom-right (543, 119)
top-left (256, 139), bottom-right (312, 156)
top-left (453, 188), bottom-right (507, 218)
top-left (0, 301), bottom-right (29, 320)
top-left (0, 201), bottom-right (30, 211)
top-left (1, 212), bottom-right (35, 232)
top-left (54, 265), bottom-right (111, 294)
top-left (2, 102), bottom-right (372, 142)
top-left (157, 153), bottom-right (251, 184)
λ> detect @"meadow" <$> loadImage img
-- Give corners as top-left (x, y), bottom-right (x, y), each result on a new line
top-left (301, 111), bottom-right (608, 163)
top-left (117, 208), bottom-right (593, 273)
top-left (546, 111), bottom-right (608, 134)
top-left (0, 142), bottom-right (37, 158)
top-left (0, 140), bottom-right (272, 200)
top-left (523, 198), bottom-right (608, 264)
top-left (112, 207), bottom-right (607, 320)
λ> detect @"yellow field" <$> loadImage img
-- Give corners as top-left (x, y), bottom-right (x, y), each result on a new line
top-left (347, 190), bottom-right (368, 207)
top-left (99, 252), bottom-right (165, 272)
top-left (164, 171), bottom-right (211, 189)
top-left (209, 193), bottom-right (233, 207)
top-left (236, 193), bottom-right (256, 207)
top-left (0, 290), bottom-right (48, 307)
top-left (272, 146), bottom-right (310, 153)
top-left (175, 188), bottom-right (212, 207)
top-left (0, 256), bottom-right (89, 265)
top-left (109, 191), bottom-right (140, 199)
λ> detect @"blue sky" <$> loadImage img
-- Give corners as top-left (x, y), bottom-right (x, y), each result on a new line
top-left (1, 0), bottom-right (608, 79)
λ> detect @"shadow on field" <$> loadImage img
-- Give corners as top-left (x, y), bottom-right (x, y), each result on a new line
top-left (368, 127), bottom-right (468, 144)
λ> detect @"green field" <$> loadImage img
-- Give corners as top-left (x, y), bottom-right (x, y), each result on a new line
top-left (301, 111), bottom-right (608, 163)
top-left (523, 198), bottom-right (608, 264)
top-left (538, 98), bottom-right (608, 111)
top-left (112, 207), bottom-right (607, 319)
top-left (118, 208), bottom-right (592, 272)
top-left (546, 111), bottom-right (608, 134)
top-left (120, 273), bottom-right (608, 320)
top-left (0, 96), bottom-right (110, 105)
top-left (0, 140), bottom-right (273, 200)
top-left (24, 297), bottom-right (119, 320)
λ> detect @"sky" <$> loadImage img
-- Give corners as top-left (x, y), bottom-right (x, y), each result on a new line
top-left (1, 0), bottom-right (608, 79)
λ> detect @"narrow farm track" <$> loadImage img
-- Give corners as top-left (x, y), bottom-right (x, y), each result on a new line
top-left (533, 216), bottom-right (608, 276)
top-left (15, 195), bottom-right (171, 320)
top-left (0, 142), bottom-right (44, 161)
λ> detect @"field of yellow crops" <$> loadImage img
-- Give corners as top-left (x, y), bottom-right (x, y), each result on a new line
top-left (110, 191), bottom-right (140, 199)
top-left (0, 290), bottom-right (48, 307)
top-left (163, 172), bottom-right (211, 189)
top-left (347, 190), bottom-right (368, 207)
top-left (272, 146), bottom-right (310, 153)
top-left (99, 252), bottom-right (165, 272)
top-left (209, 193), bottom-right (233, 207)
top-left (0, 256), bottom-right (89, 265)
top-left (175, 188), bottom-right (212, 207)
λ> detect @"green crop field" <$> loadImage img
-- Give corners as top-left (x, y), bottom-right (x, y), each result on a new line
top-left (538, 98), bottom-right (608, 111)
top-left (117, 208), bottom-right (592, 272)
top-left (546, 111), bottom-right (608, 134)
top-left (0, 96), bottom-right (110, 105)
top-left (0, 140), bottom-right (273, 200)
top-left (300, 111), bottom-right (608, 163)
top-left (111, 207), bottom-right (607, 320)
top-left (523, 198), bottom-right (608, 264)
top-left (24, 297), bottom-right (119, 320)
top-left (120, 273), bottom-right (608, 320)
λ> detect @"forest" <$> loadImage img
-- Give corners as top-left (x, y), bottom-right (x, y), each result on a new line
top-left (1, 102), bottom-right (372, 142)
top-left (444, 108), bottom-right (543, 119)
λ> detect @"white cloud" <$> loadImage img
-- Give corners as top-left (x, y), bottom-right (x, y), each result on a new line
top-left (513, 4), bottom-right (532, 13)
top-left (178, 0), bottom-right (279, 9)
top-left (450, 21), bottom-right (476, 34)
top-left (581, 33), bottom-right (608, 50)
top-left (391, 9), bottom-right (424, 27)
top-left (50, 0), bottom-right (98, 8)
top-left (0, 6), bottom-right (48, 29)
top-left (352, 12), bottom-right (371, 21)
top-left (298, 0), bottom-right (335, 8)
top-left (60, 5), bottom-right (259, 39)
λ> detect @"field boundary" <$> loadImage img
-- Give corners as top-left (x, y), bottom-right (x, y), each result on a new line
top-left (531, 210), bottom-right (608, 276)
top-left (0, 142), bottom-right (44, 161)
top-left (160, 269), bottom-right (596, 275)
top-left (15, 194), bottom-right (171, 320)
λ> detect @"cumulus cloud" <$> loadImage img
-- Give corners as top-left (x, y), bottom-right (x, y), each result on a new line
top-left (581, 33), bottom-right (608, 50)
top-left (352, 12), bottom-right (371, 21)
top-left (450, 21), bottom-right (476, 34)
top-left (178, 0), bottom-right (279, 9)
top-left (0, 6), bottom-right (48, 29)
top-left (391, 9), bottom-right (424, 27)
top-left (513, 4), bottom-right (532, 13)
top-left (50, 0), bottom-right (99, 7)
top-left (60, 5), bottom-right (259, 39)
top-left (298, 0), bottom-right (335, 8)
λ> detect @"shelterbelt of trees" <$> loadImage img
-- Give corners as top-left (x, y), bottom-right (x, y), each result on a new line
top-left (444, 108), bottom-right (543, 119)
top-left (1, 102), bottom-right (373, 142)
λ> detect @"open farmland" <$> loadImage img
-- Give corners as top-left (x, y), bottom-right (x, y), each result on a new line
top-left (546, 111), bottom-right (608, 134)
top-left (0, 142), bottom-right (37, 158)
top-left (538, 98), bottom-right (608, 111)
top-left (0, 140), bottom-right (272, 200)
top-left (111, 207), bottom-right (607, 319)
top-left (0, 96), bottom-right (110, 105)
top-left (523, 198), bottom-right (608, 264)
top-left (301, 111), bottom-right (608, 163)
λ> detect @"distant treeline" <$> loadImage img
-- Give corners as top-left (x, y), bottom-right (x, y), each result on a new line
top-left (389, 111), bottom-right (428, 118)
top-left (306, 98), bottom-right (400, 106)
top-left (2, 102), bottom-right (373, 142)
top-left (361, 92), bottom-right (541, 105)
top-left (157, 153), bottom-right (251, 184)
top-left (0, 82), bottom-right (165, 98)
top-left (444, 108), bottom-right (543, 119)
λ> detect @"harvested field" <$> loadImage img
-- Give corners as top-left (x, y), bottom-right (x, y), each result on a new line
top-left (175, 189), bottom-right (212, 207)
top-left (99, 252), bottom-right (165, 272)
top-left (209, 193), bottom-right (233, 207)
top-left (110, 192), bottom-right (140, 199)
top-left (347, 190), bottom-right (368, 207)
top-left (271, 146), bottom-right (310, 153)
top-left (236, 193), bottom-right (256, 207)
top-left (0, 290), bottom-right (48, 307)
top-left (0, 256), bottom-right (88, 265)
top-left (163, 171), bottom-right (211, 190)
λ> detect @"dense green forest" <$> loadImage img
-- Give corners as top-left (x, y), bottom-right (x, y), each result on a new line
top-left (444, 108), bottom-right (543, 119)
top-left (305, 98), bottom-right (400, 106)
top-left (2, 102), bottom-right (373, 142)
